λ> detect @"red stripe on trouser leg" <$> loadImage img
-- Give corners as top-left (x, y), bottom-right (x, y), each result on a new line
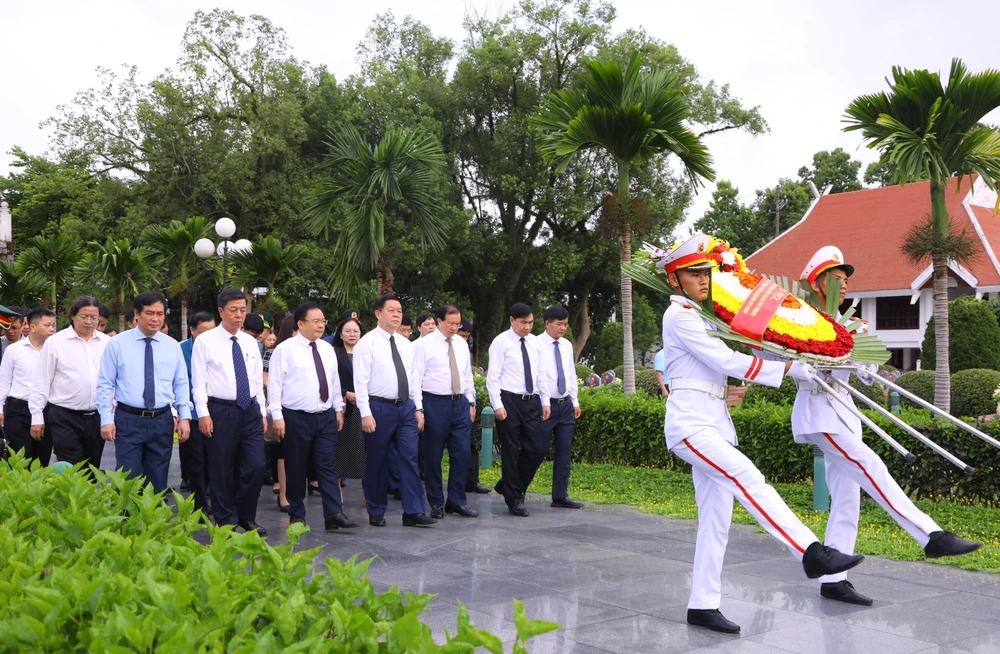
top-left (821, 432), bottom-right (928, 537)
top-left (682, 438), bottom-right (806, 554)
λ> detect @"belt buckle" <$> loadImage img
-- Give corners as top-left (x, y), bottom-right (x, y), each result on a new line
top-left (521, 394), bottom-right (531, 401)
top-left (721, 387), bottom-right (729, 401)
top-left (141, 409), bottom-right (156, 418)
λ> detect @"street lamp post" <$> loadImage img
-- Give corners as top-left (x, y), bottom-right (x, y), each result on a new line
top-left (194, 217), bottom-right (252, 286)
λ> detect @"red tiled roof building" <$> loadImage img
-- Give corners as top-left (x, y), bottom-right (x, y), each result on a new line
top-left (745, 176), bottom-right (1000, 370)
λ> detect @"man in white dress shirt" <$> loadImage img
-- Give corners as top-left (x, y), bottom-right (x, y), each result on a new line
top-left (269, 302), bottom-right (359, 531)
top-left (412, 304), bottom-right (478, 519)
top-left (29, 297), bottom-right (110, 474)
top-left (191, 288), bottom-right (268, 536)
top-left (354, 294), bottom-right (436, 527)
top-left (0, 308), bottom-right (57, 463)
top-left (658, 234), bottom-right (864, 634)
top-left (486, 302), bottom-right (551, 517)
top-left (536, 305), bottom-right (584, 510)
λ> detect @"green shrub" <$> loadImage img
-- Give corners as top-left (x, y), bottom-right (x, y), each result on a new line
top-left (612, 365), bottom-right (662, 396)
top-left (950, 368), bottom-right (1000, 418)
top-left (921, 296), bottom-right (1000, 372)
top-left (570, 393), bottom-right (1000, 504)
top-left (575, 363), bottom-right (594, 381)
top-left (896, 370), bottom-right (935, 409)
top-left (0, 457), bottom-right (555, 651)
top-left (743, 376), bottom-right (798, 406)
top-left (593, 322), bottom-right (623, 373)
top-left (849, 373), bottom-right (887, 408)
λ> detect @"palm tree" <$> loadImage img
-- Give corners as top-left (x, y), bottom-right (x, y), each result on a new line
top-left (305, 125), bottom-right (447, 298)
top-left (14, 234), bottom-right (84, 314)
top-left (0, 260), bottom-right (49, 309)
top-left (76, 238), bottom-right (154, 331)
top-left (844, 59), bottom-right (1000, 411)
top-left (229, 236), bottom-right (308, 313)
top-left (531, 53), bottom-right (715, 394)
top-left (142, 216), bottom-right (213, 339)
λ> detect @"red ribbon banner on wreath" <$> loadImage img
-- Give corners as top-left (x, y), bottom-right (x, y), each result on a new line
top-left (729, 277), bottom-right (791, 341)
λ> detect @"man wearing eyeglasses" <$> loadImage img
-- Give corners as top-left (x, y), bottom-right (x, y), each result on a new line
top-left (268, 303), bottom-right (358, 531)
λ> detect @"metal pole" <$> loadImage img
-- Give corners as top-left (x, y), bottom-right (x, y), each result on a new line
top-left (812, 445), bottom-right (829, 512)
top-left (222, 244), bottom-right (229, 287)
top-left (480, 406), bottom-right (495, 470)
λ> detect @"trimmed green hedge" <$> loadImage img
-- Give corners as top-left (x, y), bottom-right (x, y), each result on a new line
top-left (575, 363), bottom-right (594, 381)
top-left (0, 456), bottom-right (555, 651)
top-left (570, 392), bottom-right (1000, 504)
top-left (743, 376), bottom-right (797, 406)
top-left (612, 366), bottom-right (662, 396)
top-left (895, 370), bottom-right (935, 409)
top-left (950, 368), bottom-right (1000, 418)
top-left (921, 296), bottom-right (1000, 372)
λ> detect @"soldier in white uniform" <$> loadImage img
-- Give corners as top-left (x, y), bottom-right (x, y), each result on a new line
top-left (792, 246), bottom-right (982, 606)
top-left (658, 233), bottom-right (866, 634)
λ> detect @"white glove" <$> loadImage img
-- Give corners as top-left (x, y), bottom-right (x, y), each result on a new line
top-left (786, 361), bottom-right (816, 383)
top-left (855, 364), bottom-right (878, 384)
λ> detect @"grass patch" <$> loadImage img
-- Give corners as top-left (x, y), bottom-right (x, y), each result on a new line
top-left (477, 461), bottom-right (1000, 573)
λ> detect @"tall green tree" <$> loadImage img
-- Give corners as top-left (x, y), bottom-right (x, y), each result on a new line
top-left (14, 234), bottom-right (84, 314)
top-left (75, 238), bottom-right (154, 331)
top-left (305, 125), bottom-right (447, 298)
top-left (844, 58), bottom-right (1000, 411)
top-left (229, 236), bottom-right (308, 314)
top-left (141, 216), bottom-right (213, 339)
top-left (531, 53), bottom-right (715, 394)
top-left (797, 147), bottom-right (863, 193)
top-left (0, 260), bottom-right (49, 309)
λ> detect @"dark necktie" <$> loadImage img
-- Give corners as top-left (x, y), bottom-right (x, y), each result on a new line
top-left (389, 334), bottom-right (409, 400)
top-left (520, 337), bottom-right (533, 394)
top-left (310, 341), bottom-right (330, 403)
top-left (554, 340), bottom-right (566, 396)
top-left (143, 337), bottom-right (155, 409)
top-left (231, 336), bottom-right (252, 410)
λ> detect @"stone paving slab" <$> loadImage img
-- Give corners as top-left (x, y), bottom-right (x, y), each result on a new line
top-left (105, 445), bottom-right (1000, 652)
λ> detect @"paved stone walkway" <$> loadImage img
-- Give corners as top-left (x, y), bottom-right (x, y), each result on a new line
top-left (114, 446), bottom-right (1000, 653)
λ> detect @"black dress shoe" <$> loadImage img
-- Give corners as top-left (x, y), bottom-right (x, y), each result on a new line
top-left (402, 512), bottom-right (437, 527)
top-left (325, 512), bottom-right (359, 530)
top-left (430, 504), bottom-right (445, 519)
top-left (802, 542), bottom-right (865, 579)
top-left (277, 497), bottom-right (290, 513)
top-left (821, 580), bottom-right (873, 605)
top-left (391, 489), bottom-right (403, 501)
top-left (289, 515), bottom-right (306, 525)
top-left (308, 483), bottom-right (319, 496)
top-left (237, 520), bottom-right (267, 537)
top-left (508, 502), bottom-right (530, 517)
top-left (924, 531), bottom-right (983, 558)
top-left (369, 514), bottom-right (386, 527)
top-left (467, 483), bottom-right (491, 494)
top-left (687, 609), bottom-right (740, 634)
top-left (445, 504), bottom-right (479, 518)
top-left (551, 498), bottom-right (585, 509)
top-left (179, 479), bottom-right (191, 492)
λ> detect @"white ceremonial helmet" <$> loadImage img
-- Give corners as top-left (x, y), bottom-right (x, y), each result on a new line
top-left (800, 245), bottom-right (854, 283)
top-left (653, 233), bottom-right (714, 273)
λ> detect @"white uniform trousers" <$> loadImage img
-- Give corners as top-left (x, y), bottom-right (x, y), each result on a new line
top-left (673, 429), bottom-right (819, 609)
top-left (804, 429), bottom-right (941, 582)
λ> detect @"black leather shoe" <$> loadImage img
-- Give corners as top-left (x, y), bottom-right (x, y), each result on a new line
top-left (820, 580), bottom-right (873, 605)
top-left (237, 520), bottom-right (267, 537)
top-left (391, 489), bottom-right (403, 501)
top-left (430, 505), bottom-right (445, 520)
top-left (467, 483), bottom-right (491, 494)
top-left (289, 515), bottom-right (305, 525)
top-left (402, 512), bottom-right (437, 527)
top-left (551, 498), bottom-right (585, 509)
top-left (324, 513), bottom-right (358, 530)
top-left (508, 502), bottom-right (530, 517)
top-left (445, 504), bottom-right (479, 518)
top-left (179, 479), bottom-right (191, 492)
top-left (802, 542), bottom-right (865, 579)
top-left (368, 514), bottom-right (386, 527)
top-left (687, 609), bottom-right (740, 634)
top-left (924, 531), bottom-right (983, 558)
top-left (277, 497), bottom-right (290, 513)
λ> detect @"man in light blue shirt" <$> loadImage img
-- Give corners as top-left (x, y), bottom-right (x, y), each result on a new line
top-left (654, 348), bottom-right (669, 399)
top-left (97, 291), bottom-right (192, 494)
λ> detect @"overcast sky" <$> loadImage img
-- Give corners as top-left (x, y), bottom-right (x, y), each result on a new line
top-left (3, 0), bottom-right (1000, 228)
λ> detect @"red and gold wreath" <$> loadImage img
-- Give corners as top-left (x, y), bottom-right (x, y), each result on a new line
top-left (712, 268), bottom-right (854, 362)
